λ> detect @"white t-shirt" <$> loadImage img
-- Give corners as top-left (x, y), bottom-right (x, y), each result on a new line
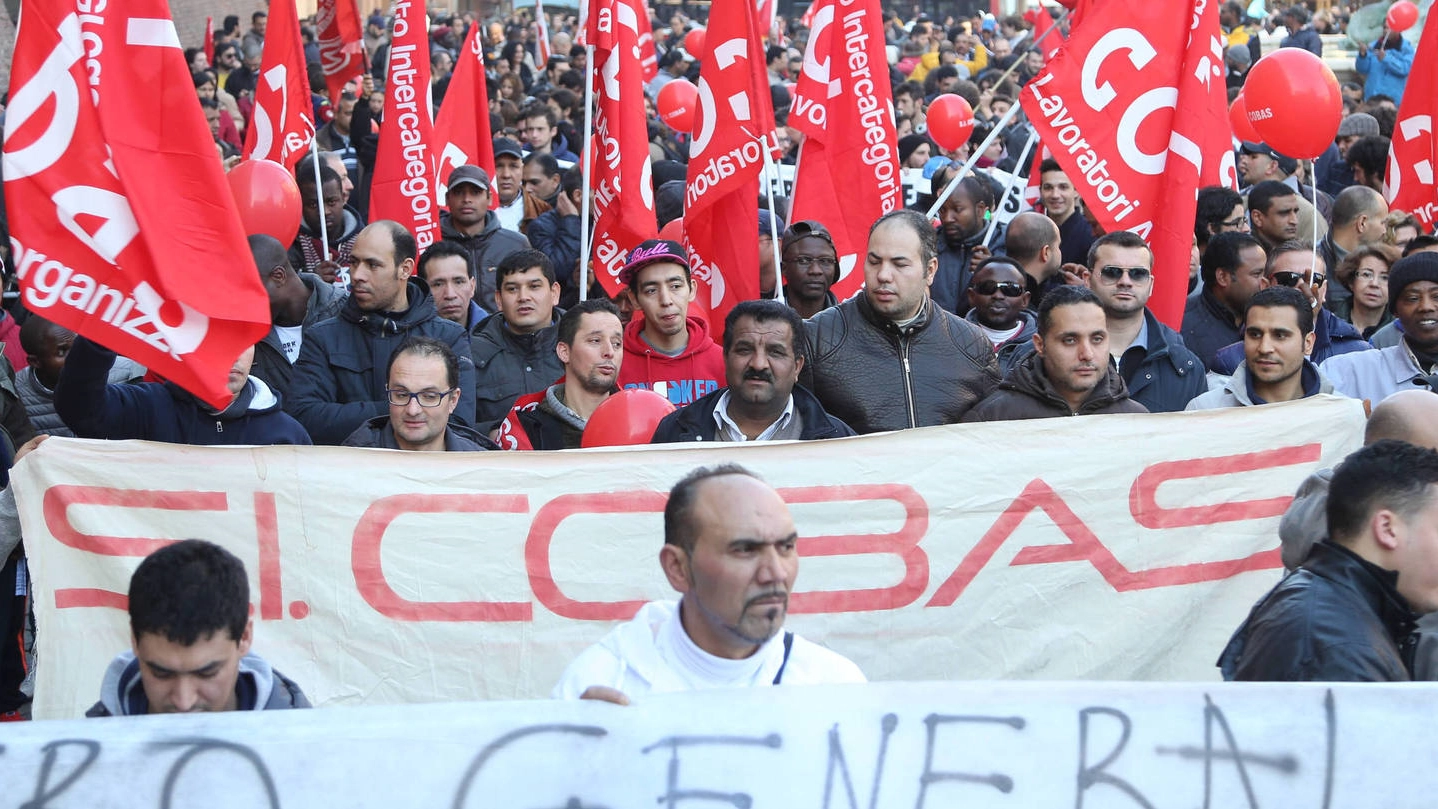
top-left (978, 321), bottom-right (1023, 347)
top-left (495, 194), bottom-right (525, 232)
top-left (274, 325), bottom-right (304, 364)
top-left (552, 600), bottom-right (866, 699)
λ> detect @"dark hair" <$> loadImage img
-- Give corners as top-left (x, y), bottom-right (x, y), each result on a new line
top-left (253, 10), bottom-right (267, 22)
top-left (129, 540), bottom-right (249, 646)
top-left (1266, 239), bottom-right (1324, 274)
top-left (664, 464), bottom-right (765, 552)
top-left (1201, 231), bottom-right (1264, 287)
top-left (869, 209), bottom-right (938, 267)
top-left (1404, 235), bottom-right (1438, 257)
top-left (1037, 284), bottom-right (1103, 336)
top-left (1195, 185), bottom-right (1245, 246)
top-left (1039, 158), bottom-right (1064, 176)
top-left (1247, 180), bottom-right (1298, 217)
top-left (894, 80), bottom-right (924, 102)
top-left (561, 166), bottom-right (584, 197)
top-left (766, 45), bottom-right (786, 62)
top-left (1085, 230), bottom-right (1151, 272)
top-left (557, 297), bottom-right (622, 346)
top-left (971, 255), bottom-right (1026, 283)
top-left (523, 151), bottom-right (561, 178)
top-left (496, 248), bottom-right (556, 285)
top-left (521, 102), bottom-right (559, 128)
top-left (418, 240), bottom-right (474, 280)
top-left (199, 97), bottom-right (220, 111)
top-left (723, 299), bottom-right (806, 359)
top-left (19, 314), bottom-right (66, 357)
top-left (1347, 135), bottom-right (1390, 181)
top-left (297, 163), bottom-right (343, 195)
top-left (192, 69), bottom-right (216, 90)
top-left (1244, 286), bottom-right (1313, 335)
top-left (1328, 440), bottom-right (1438, 546)
top-left (372, 221), bottom-right (418, 267)
top-left (951, 174), bottom-right (995, 211)
top-left (387, 335), bottom-right (460, 389)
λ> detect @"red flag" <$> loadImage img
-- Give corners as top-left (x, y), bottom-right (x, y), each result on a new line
top-left (536, 0), bottom-right (553, 67)
top-left (637, 7), bottom-right (660, 82)
top-left (683, 0), bottom-right (776, 329)
top-left (1030, 8), bottom-right (1061, 59)
top-left (369, 0), bottom-right (441, 250)
top-left (1386, 8), bottom-right (1438, 228)
top-left (586, 0), bottom-right (659, 294)
top-left (204, 16), bottom-right (215, 63)
top-left (789, 0), bottom-right (901, 302)
top-left (434, 24), bottom-right (496, 201)
top-left (1019, 0), bottom-right (1234, 329)
top-left (4, 3), bottom-right (270, 408)
top-left (242, 0), bottom-right (315, 169)
top-left (317, 0), bottom-right (367, 106)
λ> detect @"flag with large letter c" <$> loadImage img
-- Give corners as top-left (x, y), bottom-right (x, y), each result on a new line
top-left (3, 1), bottom-right (271, 409)
top-left (242, 0), bottom-right (315, 169)
top-left (1386, 9), bottom-right (1438, 228)
top-left (1019, 0), bottom-right (1234, 329)
top-left (433, 24), bottom-right (496, 203)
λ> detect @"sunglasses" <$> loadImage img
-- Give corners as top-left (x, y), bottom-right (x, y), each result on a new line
top-left (1272, 271), bottom-right (1326, 288)
top-left (1097, 266), bottom-right (1152, 282)
top-left (973, 280), bottom-right (1026, 297)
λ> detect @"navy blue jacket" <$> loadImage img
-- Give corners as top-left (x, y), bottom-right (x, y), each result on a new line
top-left (286, 279), bottom-right (476, 444)
top-left (1120, 309), bottom-right (1208, 413)
top-left (1180, 286), bottom-right (1241, 371)
top-left (56, 338), bottom-right (312, 446)
top-left (1208, 308), bottom-right (1373, 376)
top-left (650, 384), bottom-right (856, 443)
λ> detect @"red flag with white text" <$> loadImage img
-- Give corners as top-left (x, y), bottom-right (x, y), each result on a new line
top-left (789, 0), bottom-right (901, 302)
top-left (434, 24), bottom-right (496, 203)
top-left (536, 0), bottom-right (553, 66)
top-left (1018, 0), bottom-right (1234, 329)
top-left (316, 0), bottom-right (367, 107)
top-left (586, 0), bottom-right (659, 294)
top-left (3, 2), bottom-right (271, 408)
top-left (242, 0), bottom-right (315, 169)
top-left (683, 0), bottom-right (776, 329)
top-left (1385, 9), bottom-right (1438, 228)
top-left (637, 7), bottom-right (659, 82)
top-left (369, 0), bottom-right (441, 250)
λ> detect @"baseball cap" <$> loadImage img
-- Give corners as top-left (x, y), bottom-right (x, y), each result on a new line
top-left (493, 137), bottom-right (524, 159)
top-left (780, 220), bottom-right (835, 253)
top-left (759, 210), bottom-right (786, 238)
top-left (1240, 141), bottom-right (1299, 176)
top-left (447, 164), bottom-right (490, 192)
top-left (619, 239), bottom-right (691, 287)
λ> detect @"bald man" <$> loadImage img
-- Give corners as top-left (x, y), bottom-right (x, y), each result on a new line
top-left (1004, 212), bottom-right (1064, 309)
top-left (1319, 185), bottom-right (1389, 307)
top-left (249, 235), bottom-right (349, 399)
top-left (1277, 389), bottom-right (1438, 678)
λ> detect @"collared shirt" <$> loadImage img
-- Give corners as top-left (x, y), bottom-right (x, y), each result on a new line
top-left (1116, 316), bottom-right (1151, 374)
top-left (713, 390), bottom-right (796, 442)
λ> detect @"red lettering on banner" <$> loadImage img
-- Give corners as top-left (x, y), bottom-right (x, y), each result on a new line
top-left (54, 588), bottom-right (128, 610)
top-left (1129, 444), bottom-right (1321, 529)
top-left (781, 485), bottom-right (929, 613)
top-left (352, 494), bottom-right (532, 622)
top-left (255, 491), bottom-right (283, 621)
top-left (525, 492), bottom-right (667, 621)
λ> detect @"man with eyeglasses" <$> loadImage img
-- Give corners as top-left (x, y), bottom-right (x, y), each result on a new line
top-left (1187, 287), bottom-right (1338, 410)
top-left (343, 337), bottom-right (496, 451)
top-left (1080, 232), bottom-right (1205, 412)
top-left (964, 257), bottom-right (1035, 375)
top-left (1321, 253), bottom-right (1438, 404)
top-left (1205, 242), bottom-right (1372, 376)
top-left (1194, 186), bottom-right (1249, 261)
top-left (780, 221), bottom-right (840, 319)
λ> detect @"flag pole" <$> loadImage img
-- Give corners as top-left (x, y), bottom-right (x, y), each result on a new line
top-left (981, 129), bottom-right (1039, 248)
top-left (310, 140), bottom-right (331, 263)
top-left (990, 9), bottom-right (1070, 88)
top-left (761, 138), bottom-right (785, 304)
top-left (578, 39), bottom-right (596, 302)
top-left (925, 99), bottom-right (1023, 220)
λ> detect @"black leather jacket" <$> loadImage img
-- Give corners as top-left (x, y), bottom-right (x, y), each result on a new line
top-left (1219, 541), bottom-right (1418, 682)
top-left (801, 294), bottom-right (1001, 433)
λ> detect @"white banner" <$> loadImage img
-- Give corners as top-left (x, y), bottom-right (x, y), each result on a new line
top-left (16, 397), bottom-right (1365, 719)
top-left (2, 681), bottom-right (1434, 805)
top-left (762, 164), bottom-right (1032, 222)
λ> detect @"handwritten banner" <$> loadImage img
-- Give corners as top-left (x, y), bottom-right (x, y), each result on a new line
top-left (2, 681), bottom-right (1432, 805)
top-left (15, 397), bottom-right (1366, 719)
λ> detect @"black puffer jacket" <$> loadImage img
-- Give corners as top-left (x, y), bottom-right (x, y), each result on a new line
top-left (470, 311), bottom-right (564, 432)
top-left (438, 211), bottom-right (530, 316)
top-left (650, 384), bottom-right (856, 443)
top-left (962, 350), bottom-right (1149, 421)
top-left (1219, 541), bottom-right (1418, 682)
top-left (252, 273), bottom-right (349, 400)
top-left (286, 279), bottom-right (476, 444)
top-left (801, 295), bottom-right (1001, 433)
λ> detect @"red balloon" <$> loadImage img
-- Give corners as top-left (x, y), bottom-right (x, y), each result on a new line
top-left (1387, 0), bottom-right (1419, 32)
top-left (684, 28), bottom-right (708, 61)
top-left (581, 389), bottom-right (676, 448)
top-left (227, 160), bottom-right (303, 245)
top-left (926, 94), bottom-right (976, 151)
top-left (659, 217), bottom-right (684, 242)
top-left (1229, 93), bottom-right (1262, 143)
top-left (657, 79), bottom-right (699, 133)
top-left (1243, 48), bottom-right (1342, 159)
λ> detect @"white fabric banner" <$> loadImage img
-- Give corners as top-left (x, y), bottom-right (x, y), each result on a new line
top-left (2, 681), bottom-right (1433, 805)
top-left (15, 396), bottom-right (1365, 719)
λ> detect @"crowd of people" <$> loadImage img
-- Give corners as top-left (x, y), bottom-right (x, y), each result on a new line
top-left (2, 0), bottom-right (1438, 721)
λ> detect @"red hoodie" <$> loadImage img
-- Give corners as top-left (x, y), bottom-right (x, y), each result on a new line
top-left (619, 316), bottom-right (726, 406)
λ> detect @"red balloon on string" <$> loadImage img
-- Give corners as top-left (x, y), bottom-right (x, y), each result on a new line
top-left (657, 79), bottom-right (699, 133)
top-left (684, 28), bottom-right (708, 61)
top-left (580, 389), bottom-right (676, 448)
top-left (659, 217), bottom-right (684, 242)
top-left (226, 160), bottom-right (303, 245)
top-left (1387, 0), bottom-right (1419, 32)
top-left (1243, 48), bottom-right (1342, 159)
top-left (1229, 93), bottom-right (1262, 143)
top-left (926, 94), bottom-right (976, 151)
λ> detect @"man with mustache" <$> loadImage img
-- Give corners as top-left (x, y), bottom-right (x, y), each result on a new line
top-left (964, 285), bottom-right (1148, 420)
top-left (553, 465), bottom-right (865, 703)
top-left (650, 300), bottom-right (855, 443)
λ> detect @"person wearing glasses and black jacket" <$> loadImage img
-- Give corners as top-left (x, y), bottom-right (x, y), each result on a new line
top-left (342, 337), bottom-right (496, 451)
